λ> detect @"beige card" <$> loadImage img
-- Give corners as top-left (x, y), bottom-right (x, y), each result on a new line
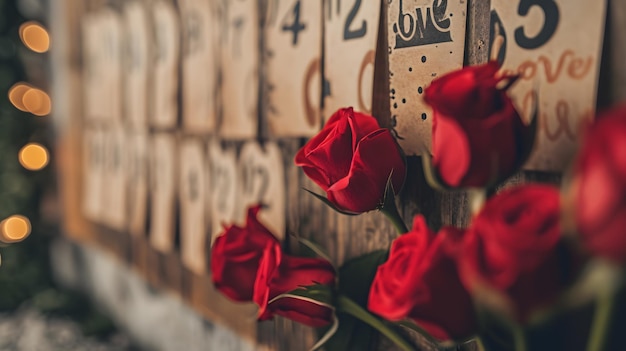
top-left (150, 1), bottom-right (180, 129)
top-left (82, 127), bottom-right (105, 222)
top-left (237, 141), bottom-right (286, 240)
top-left (218, 0), bottom-right (259, 138)
top-left (180, 0), bottom-right (217, 133)
top-left (82, 13), bottom-right (105, 123)
top-left (265, 0), bottom-right (322, 137)
top-left (490, 0), bottom-right (606, 171)
top-left (122, 2), bottom-right (151, 130)
top-left (208, 140), bottom-right (239, 244)
top-left (101, 125), bottom-right (127, 231)
top-left (102, 11), bottom-right (124, 124)
top-left (323, 0), bottom-right (380, 120)
top-left (126, 132), bottom-right (150, 237)
top-left (149, 133), bottom-right (178, 253)
top-left (388, 0), bottom-right (467, 155)
top-left (179, 139), bottom-right (209, 274)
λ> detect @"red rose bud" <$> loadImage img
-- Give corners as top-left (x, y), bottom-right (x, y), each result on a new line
top-left (295, 107), bottom-right (406, 213)
top-left (459, 185), bottom-right (573, 321)
top-left (254, 254), bottom-right (336, 327)
top-left (424, 61), bottom-right (529, 187)
top-left (368, 215), bottom-right (477, 342)
top-left (572, 105), bottom-right (626, 264)
top-left (211, 206), bottom-right (280, 302)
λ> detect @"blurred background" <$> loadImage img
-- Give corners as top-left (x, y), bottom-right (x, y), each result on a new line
top-left (0, 1), bottom-right (137, 349)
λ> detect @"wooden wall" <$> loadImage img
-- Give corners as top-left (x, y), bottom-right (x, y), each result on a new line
top-left (50, 0), bottom-right (626, 350)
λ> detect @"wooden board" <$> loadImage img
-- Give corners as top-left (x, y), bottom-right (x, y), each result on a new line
top-left (388, 0), bottom-right (468, 155)
top-left (237, 141), bottom-right (286, 240)
top-left (149, 133), bottom-right (178, 253)
top-left (490, 0), bottom-right (607, 171)
top-left (180, 0), bottom-right (217, 133)
top-left (265, 0), bottom-right (323, 137)
top-left (150, 1), bottom-right (180, 129)
top-left (122, 2), bottom-right (151, 130)
top-left (323, 0), bottom-right (381, 119)
top-left (218, 0), bottom-right (259, 139)
top-left (179, 138), bottom-right (210, 274)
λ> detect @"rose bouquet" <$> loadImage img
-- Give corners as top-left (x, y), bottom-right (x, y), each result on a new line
top-left (210, 62), bottom-right (626, 351)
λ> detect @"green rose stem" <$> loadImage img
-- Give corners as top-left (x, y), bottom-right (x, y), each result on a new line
top-left (380, 202), bottom-right (409, 234)
top-left (512, 326), bottom-right (528, 351)
top-left (337, 295), bottom-right (414, 351)
top-left (586, 289), bottom-right (615, 351)
top-left (380, 175), bottom-right (409, 234)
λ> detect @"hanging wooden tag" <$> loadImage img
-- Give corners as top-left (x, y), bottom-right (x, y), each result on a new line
top-left (101, 124), bottom-right (127, 231)
top-left (208, 140), bottom-right (239, 244)
top-left (490, 0), bottom-right (607, 171)
top-left (179, 139), bottom-right (209, 274)
top-left (388, 0), bottom-right (468, 155)
top-left (82, 13), bottom-right (106, 123)
top-left (217, 0), bottom-right (259, 139)
top-left (265, 0), bottom-right (322, 137)
top-left (82, 126), bottom-right (105, 222)
top-left (122, 2), bottom-right (151, 130)
top-left (150, 1), bottom-right (180, 129)
top-left (126, 132), bottom-right (150, 237)
top-left (180, 0), bottom-right (217, 133)
top-left (149, 133), bottom-right (178, 253)
top-left (323, 0), bottom-right (381, 120)
top-left (237, 141), bottom-right (286, 240)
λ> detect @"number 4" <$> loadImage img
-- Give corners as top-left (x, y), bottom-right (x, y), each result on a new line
top-left (281, 0), bottom-right (306, 46)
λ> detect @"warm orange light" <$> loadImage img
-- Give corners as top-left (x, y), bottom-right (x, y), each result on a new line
top-left (22, 88), bottom-right (51, 116)
top-left (19, 143), bottom-right (49, 171)
top-left (8, 83), bottom-right (31, 112)
top-left (19, 22), bottom-right (50, 53)
top-left (1, 215), bottom-right (31, 242)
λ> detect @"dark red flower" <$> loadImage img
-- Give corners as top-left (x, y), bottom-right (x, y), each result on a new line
top-left (572, 105), bottom-right (626, 264)
top-left (459, 185), bottom-right (571, 321)
top-left (295, 107), bottom-right (406, 213)
top-left (211, 206), bottom-right (280, 302)
top-left (368, 215), bottom-right (477, 341)
top-left (424, 61), bottom-right (527, 187)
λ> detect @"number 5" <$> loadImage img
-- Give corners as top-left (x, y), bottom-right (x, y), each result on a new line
top-left (514, 0), bottom-right (560, 49)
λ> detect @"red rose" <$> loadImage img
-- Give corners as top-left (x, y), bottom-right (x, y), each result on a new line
top-left (295, 107), bottom-right (406, 213)
top-left (211, 206), bottom-right (280, 302)
top-left (254, 250), bottom-right (336, 327)
top-left (424, 61), bottom-right (527, 187)
top-left (368, 215), bottom-right (476, 341)
top-left (459, 185), bottom-right (569, 321)
top-left (572, 105), bottom-right (626, 264)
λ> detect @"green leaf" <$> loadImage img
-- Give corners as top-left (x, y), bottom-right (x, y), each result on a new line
top-left (337, 295), bottom-right (415, 351)
top-left (310, 311), bottom-right (339, 351)
top-left (303, 188), bottom-right (360, 216)
top-left (269, 284), bottom-right (335, 306)
top-left (338, 250), bottom-right (388, 305)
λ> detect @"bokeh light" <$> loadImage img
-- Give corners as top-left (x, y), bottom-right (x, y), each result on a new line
top-left (8, 83), bottom-right (31, 112)
top-left (19, 21), bottom-right (49, 53)
top-left (1, 215), bottom-right (31, 242)
top-left (22, 87), bottom-right (51, 116)
top-left (19, 143), bottom-right (49, 170)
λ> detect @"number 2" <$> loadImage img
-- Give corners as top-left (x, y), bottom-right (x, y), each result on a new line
top-left (343, 0), bottom-right (366, 40)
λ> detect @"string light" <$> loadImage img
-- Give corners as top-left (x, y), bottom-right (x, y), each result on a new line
top-left (19, 21), bottom-right (49, 53)
top-left (8, 83), bottom-right (31, 112)
top-left (22, 87), bottom-right (51, 116)
top-left (1, 215), bottom-right (31, 242)
top-left (19, 143), bottom-right (49, 171)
